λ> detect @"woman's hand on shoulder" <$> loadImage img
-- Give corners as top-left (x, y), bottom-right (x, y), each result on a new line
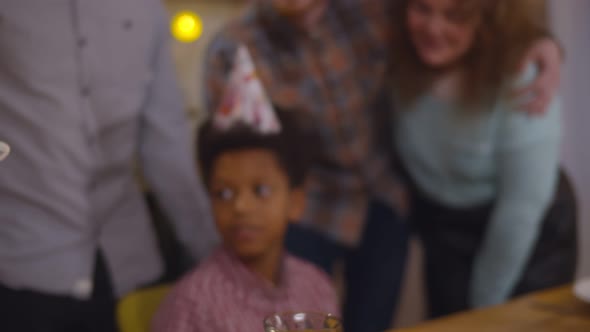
top-left (511, 37), bottom-right (563, 115)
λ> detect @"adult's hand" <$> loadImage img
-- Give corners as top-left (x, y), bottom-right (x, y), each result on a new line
top-left (511, 37), bottom-right (563, 115)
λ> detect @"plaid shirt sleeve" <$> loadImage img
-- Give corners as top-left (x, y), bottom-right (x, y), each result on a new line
top-left (202, 31), bottom-right (240, 115)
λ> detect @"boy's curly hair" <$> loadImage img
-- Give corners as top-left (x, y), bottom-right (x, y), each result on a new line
top-left (198, 108), bottom-right (318, 188)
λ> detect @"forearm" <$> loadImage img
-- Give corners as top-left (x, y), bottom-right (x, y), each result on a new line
top-left (470, 140), bottom-right (559, 307)
top-left (470, 199), bottom-right (547, 307)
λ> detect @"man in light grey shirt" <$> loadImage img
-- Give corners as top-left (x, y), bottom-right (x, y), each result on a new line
top-left (0, 0), bottom-right (217, 330)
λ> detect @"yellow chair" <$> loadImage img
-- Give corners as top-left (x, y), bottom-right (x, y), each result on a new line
top-left (117, 284), bottom-right (171, 332)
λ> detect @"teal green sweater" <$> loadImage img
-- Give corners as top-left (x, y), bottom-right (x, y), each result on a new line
top-left (394, 65), bottom-right (561, 307)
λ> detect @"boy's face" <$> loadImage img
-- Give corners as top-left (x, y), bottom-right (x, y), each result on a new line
top-left (208, 148), bottom-right (304, 260)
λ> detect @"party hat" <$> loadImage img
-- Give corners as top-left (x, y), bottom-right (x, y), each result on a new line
top-left (214, 45), bottom-right (281, 134)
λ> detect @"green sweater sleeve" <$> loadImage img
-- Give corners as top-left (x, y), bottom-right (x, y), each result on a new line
top-left (469, 90), bottom-right (561, 307)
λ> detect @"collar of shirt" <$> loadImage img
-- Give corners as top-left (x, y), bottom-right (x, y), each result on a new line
top-left (216, 247), bottom-right (290, 302)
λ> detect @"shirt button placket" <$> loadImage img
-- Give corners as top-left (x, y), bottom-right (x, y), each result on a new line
top-left (76, 34), bottom-right (95, 147)
top-left (80, 86), bottom-right (91, 97)
top-left (123, 19), bottom-right (133, 31)
top-left (77, 36), bottom-right (88, 48)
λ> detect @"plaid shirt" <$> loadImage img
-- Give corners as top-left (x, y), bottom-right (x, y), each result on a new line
top-left (203, 0), bottom-right (402, 246)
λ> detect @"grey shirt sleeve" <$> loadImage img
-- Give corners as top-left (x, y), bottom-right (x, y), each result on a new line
top-left (138, 3), bottom-right (219, 262)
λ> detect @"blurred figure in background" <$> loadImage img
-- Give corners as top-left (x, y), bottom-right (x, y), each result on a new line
top-left (0, 1), bottom-right (217, 331)
top-left (203, 0), bottom-right (562, 331)
top-left (392, 0), bottom-right (577, 318)
top-left (204, 1), bottom-right (409, 331)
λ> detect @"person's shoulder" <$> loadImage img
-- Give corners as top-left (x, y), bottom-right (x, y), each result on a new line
top-left (285, 253), bottom-right (339, 315)
top-left (171, 250), bottom-right (231, 299)
top-left (286, 254), bottom-right (333, 288)
top-left (152, 251), bottom-right (232, 331)
top-left (498, 62), bottom-right (560, 119)
top-left (494, 63), bottom-right (561, 148)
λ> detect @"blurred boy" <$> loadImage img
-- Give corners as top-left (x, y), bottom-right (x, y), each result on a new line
top-left (152, 47), bottom-right (338, 332)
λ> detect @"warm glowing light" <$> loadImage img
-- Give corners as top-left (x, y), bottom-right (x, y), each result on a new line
top-left (0, 141), bottom-right (10, 161)
top-left (171, 11), bottom-right (203, 43)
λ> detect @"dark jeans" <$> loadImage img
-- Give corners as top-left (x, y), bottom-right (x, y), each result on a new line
top-left (0, 252), bottom-right (119, 332)
top-left (285, 200), bottom-right (409, 332)
top-left (410, 170), bottom-right (578, 318)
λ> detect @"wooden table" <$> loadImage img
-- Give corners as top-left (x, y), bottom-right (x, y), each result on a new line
top-left (391, 285), bottom-right (590, 332)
